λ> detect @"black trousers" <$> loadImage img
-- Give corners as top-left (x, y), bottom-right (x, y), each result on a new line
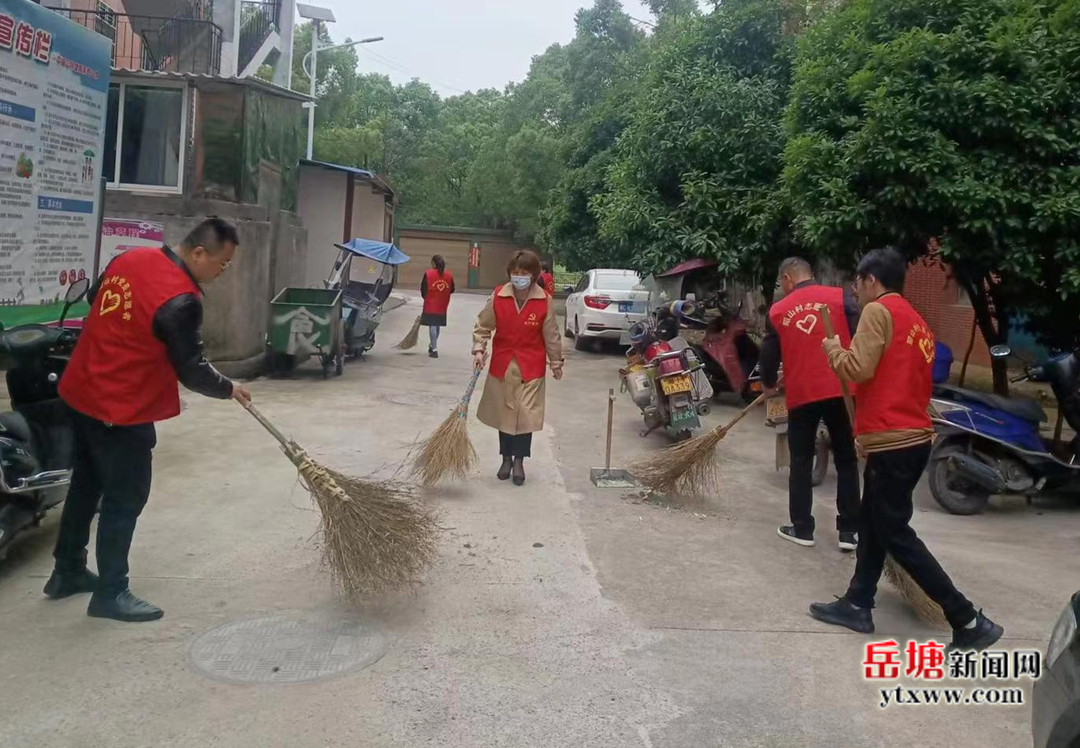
top-left (499, 431), bottom-right (532, 458)
top-left (846, 442), bottom-right (977, 629)
top-left (788, 397), bottom-right (860, 535)
top-left (53, 408), bottom-right (156, 595)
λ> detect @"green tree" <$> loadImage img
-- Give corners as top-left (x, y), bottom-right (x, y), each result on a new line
top-left (784, 0), bottom-right (1080, 392)
top-left (591, 0), bottom-right (805, 276)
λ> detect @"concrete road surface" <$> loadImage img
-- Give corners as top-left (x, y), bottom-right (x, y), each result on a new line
top-left (0, 290), bottom-right (1076, 748)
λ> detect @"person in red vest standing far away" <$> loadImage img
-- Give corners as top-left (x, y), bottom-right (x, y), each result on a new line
top-left (810, 247), bottom-right (1003, 651)
top-left (760, 257), bottom-right (861, 551)
top-left (44, 218), bottom-right (252, 623)
top-left (420, 255), bottom-right (455, 358)
top-left (472, 250), bottom-right (565, 486)
top-left (539, 261), bottom-right (556, 297)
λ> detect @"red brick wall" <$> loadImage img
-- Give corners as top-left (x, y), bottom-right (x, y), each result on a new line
top-left (905, 257), bottom-right (990, 368)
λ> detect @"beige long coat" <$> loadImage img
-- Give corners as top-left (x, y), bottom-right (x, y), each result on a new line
top-left (472, 282), bottom-right (564, 435)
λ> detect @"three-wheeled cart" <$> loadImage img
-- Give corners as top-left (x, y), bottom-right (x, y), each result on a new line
top-left (326, 238), bottom-right (410, 358)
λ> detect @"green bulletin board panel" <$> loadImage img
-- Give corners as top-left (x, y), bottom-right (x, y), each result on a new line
top-left (0, 301), bottom-right (90, 328)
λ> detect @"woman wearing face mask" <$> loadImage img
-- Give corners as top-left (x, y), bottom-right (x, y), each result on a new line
top-left (472, 250), bottom-right (565, 485)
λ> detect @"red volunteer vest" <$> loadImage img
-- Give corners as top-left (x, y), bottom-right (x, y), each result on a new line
top-left (490, 285), bottom-right (549, 381)
top-left (422, 268), bottom-right (454, 316)
top-left (767, 284), bottom-right (853, 410)
top-left (540, 272), bottom-right (555, 297)
top-left (60, 247), bottom-right (202, 426)
top-left (854, 294), bottom-right (934, 436)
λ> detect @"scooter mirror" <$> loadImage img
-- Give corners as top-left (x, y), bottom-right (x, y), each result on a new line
top-left (989, 345), bottom-right (1012, 359)
top-left (65, 277), bottom-right (90, 305)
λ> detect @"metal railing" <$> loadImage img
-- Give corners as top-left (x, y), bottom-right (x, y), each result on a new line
top-left (237, 0), bottom-right (281, 73)
top-left (45, 8), bottom-right (222, 76)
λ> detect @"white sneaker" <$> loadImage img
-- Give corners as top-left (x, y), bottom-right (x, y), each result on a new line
top-left (838, 532), bottom-right (858, 552)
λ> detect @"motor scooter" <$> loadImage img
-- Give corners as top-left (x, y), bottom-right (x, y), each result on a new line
top-left (928, 344), bottom-right (1080, 515)
top-left (0, 278), bottom-right (89, 559)
top-left (679, 295), bottom-right (760, 403)
top-left (620, 305), bottom-right (713, 441)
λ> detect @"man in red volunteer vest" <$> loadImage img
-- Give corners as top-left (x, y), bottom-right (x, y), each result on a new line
top-left (810, 248), bottom-right (1003, 650)
top-left (761, 257), bottom-right (860, 551)
top-left (420, 254), bottom-right (455, 358)
top-left (44, 218), bottom-right (251, 623)
top-left (539, 262), bottom-right (556, 297)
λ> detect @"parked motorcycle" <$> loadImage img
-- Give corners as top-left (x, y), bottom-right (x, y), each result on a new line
top-left (678, 294), bottom-right (760, 403)
top-left (620, 304), bottom-right (713, 441)
top-left (928, 344), bottom-right (1080, 515)
top-left (0, 278), bottom-right (89, 559)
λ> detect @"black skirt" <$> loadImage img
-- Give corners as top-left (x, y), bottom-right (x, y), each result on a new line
top-left (420, 313), bottom-right (447, 326)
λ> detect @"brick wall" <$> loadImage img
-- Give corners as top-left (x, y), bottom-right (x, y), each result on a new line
top-left (905, 257), bottom-right (989, 367)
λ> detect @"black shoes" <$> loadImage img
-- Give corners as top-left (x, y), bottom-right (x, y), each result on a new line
top-left (87, 589), bottom-right (164, 622)
top-left (838, 532), bottom-right (858, 552)
top-left (428, 349), bottom-right (438, 358)
top-left (809, 596), bottom-right (875, 634)
top-left (512, 457), bottom-right (525, 486)
top-left (43, 566), bottom-right (99, 599)
top-left (497, 457), bottom-right (513, 481)
top-left (948, 611), bottom-right (1004, 652)
top-left (778, 525), bottom-right (815, 547)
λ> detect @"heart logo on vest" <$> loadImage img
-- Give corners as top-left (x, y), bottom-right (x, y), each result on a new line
top-left (795, 314), bottom-right (818, 335)
top-left (433, 280), bottom-right (449, 292)
top-left (919, 337), bottom-right (935, 363)
top-left (99, 289), bottom-right (122, 316)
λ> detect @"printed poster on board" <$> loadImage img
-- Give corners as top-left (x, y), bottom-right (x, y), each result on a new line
top-left (0, 0), bottom-right (110, 308)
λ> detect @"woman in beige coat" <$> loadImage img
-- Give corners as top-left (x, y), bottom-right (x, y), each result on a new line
top-left (472, 250), bottom-right (564, 485)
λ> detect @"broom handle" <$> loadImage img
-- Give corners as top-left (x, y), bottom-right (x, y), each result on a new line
top-left (605, 388), bottom-right (614, 470)
top-left (716, 392), bottom-right (767, 435)
top-left (820, 306), bottom-right (856, 423)
top-left (240, 400), bottom-right (293, 451)
top-left (460, 364), bottom-right (481, 405)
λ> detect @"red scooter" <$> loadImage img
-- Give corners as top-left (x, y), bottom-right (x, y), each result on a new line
top-left (678, 296), bottom-right (760, 403)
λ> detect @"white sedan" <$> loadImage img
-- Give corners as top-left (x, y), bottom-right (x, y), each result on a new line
top-left (564, 269), bottom-right (650, 351)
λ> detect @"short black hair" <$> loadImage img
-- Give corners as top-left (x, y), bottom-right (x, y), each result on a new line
top-left (778, 256), bottom-right (812, 278)
top-left (541, 261), bottom-right (552, 273)
top-left (181, 217), bottom-right (240, 255)
top-left (856, 247), bottom-right (907, 293)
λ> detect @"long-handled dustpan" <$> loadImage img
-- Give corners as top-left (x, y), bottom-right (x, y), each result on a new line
top-left (591, 388), bottom-right (638, 487)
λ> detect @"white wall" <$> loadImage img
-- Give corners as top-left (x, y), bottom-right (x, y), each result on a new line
top-left (298, 167), bottom-right (347, 288)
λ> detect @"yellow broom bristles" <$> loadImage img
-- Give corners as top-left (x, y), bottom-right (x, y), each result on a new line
top-left (285, 444), bottom-right (440, 597)
top-left (634, 427), bottom-right (729, 495)
top-left (884, 555), bottom-right (949, 628)
top-left (411, 368), bottom-right (483, 486)
top-left (395, 316), bottom-right (422, 350)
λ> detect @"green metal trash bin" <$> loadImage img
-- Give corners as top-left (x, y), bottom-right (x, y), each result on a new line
top-left (266, 287), bottom-right (344, 377)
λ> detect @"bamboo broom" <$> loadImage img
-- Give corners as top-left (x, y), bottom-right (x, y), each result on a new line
top-left (411, 366), bottom-right (485, 486)
top-left (241, 401), bottom-right (439, 596)
top-left (634, 393), bottom-right (767, 495)
top-left (820, 306), bottom-right (948, 628)
top-left (394, 315), bottom-right (423, 350)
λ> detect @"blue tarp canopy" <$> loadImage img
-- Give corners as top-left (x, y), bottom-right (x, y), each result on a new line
top-left (335, 238), bottom-right (410, 266)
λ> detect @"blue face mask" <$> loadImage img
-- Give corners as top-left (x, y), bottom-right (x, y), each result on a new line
top-left (510, 274), bottom-right (532, 291)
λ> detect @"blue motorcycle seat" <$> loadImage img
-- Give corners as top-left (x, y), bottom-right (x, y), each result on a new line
top-left (934, 384), bottom-right (1047, 423)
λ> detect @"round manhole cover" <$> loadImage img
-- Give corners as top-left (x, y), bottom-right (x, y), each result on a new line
top-left (378, 392), bottom-right (457, 408)
top-left (187, 614), bottom-right (389, 684)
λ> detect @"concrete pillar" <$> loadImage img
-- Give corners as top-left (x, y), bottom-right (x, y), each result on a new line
top-left (212, 0), bottom-right (240, 77)
top-left (274, 0), bottom-right (296, 89)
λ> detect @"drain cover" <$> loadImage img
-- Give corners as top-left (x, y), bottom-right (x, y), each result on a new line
top-left (378, 392), bottom-right (457, 408)
top-left (187, 614), bottom-right (389, 684)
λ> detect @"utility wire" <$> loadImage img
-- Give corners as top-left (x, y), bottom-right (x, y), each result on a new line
top-left (357, 46), bottom-right (471, 95)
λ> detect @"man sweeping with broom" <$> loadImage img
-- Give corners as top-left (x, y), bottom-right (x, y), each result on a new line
top-left (44, 218), bottom-right (251, 622)
top-left (809, 248), bottom-right (1003, 650)
top-left (761, 257), bottom-right (861, 551)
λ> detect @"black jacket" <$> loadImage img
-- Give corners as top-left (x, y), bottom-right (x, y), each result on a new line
top-left (88, 246), bottom-right (232, 400)
top-left (759, 280), bottom-right (860, 389)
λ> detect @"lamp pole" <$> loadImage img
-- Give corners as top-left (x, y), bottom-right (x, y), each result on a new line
top-left (304, 32), bottom-right (384, 161)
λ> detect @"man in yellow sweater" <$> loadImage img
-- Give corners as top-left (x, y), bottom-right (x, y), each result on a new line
top-left (808, 248), bottom-right (1003, 651)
